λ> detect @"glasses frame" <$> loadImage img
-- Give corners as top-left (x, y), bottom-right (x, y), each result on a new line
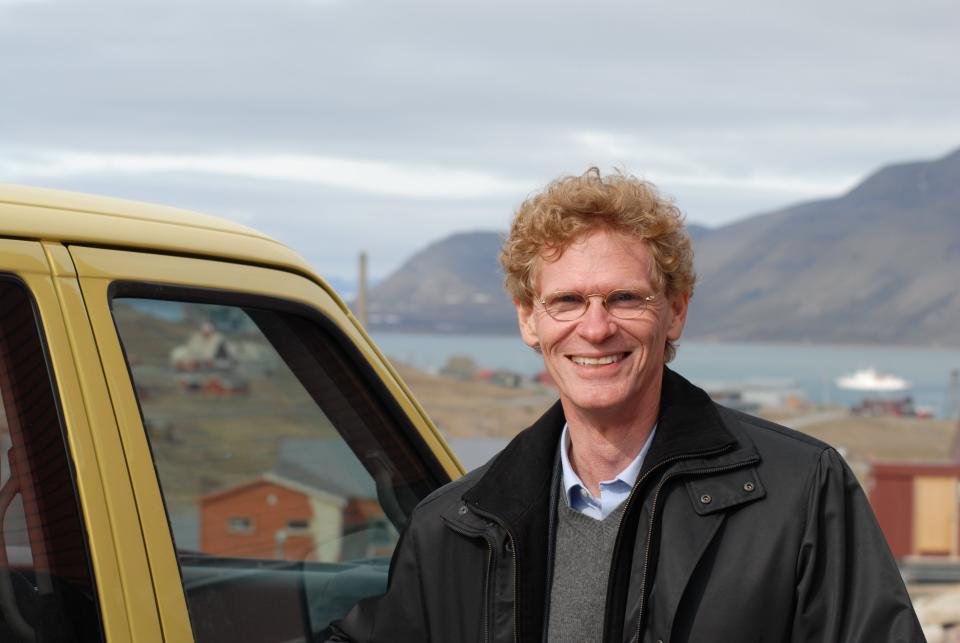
top-left (535, 289), bottom-right (658, 322)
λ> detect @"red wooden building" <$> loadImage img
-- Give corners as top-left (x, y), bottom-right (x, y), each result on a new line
top-left (869, 462), bottom-right (960, 559)
top-left (200, 474), bottom-right (346, 562)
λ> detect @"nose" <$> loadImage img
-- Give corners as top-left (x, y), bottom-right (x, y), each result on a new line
top-left (576, 296), bottom-right (617, 343)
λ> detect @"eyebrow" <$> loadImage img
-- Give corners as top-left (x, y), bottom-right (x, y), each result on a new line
top-left (544, 285), bottom-right (652, 293)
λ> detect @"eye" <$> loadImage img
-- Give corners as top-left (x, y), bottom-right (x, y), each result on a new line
top-left (544, 292), bottom-right (586, 312)
top-left (550, 292), bottom-right (584, 305)
top-left (607, 290), bottom-right (643, 304)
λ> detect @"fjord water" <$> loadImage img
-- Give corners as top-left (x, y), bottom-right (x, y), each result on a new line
top-left (371, 332), bottom-right (960, 418)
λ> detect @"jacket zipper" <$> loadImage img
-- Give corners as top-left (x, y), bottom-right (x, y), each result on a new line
top-left (511, 536), bottom-right (519, 643)
top-left (445, 516), bottom-right (516, 643)
top-left (484, 539), bottom-right (495, 643)
top-left (632, 458), bottom-right (759, 643)
top-left (465, 507), bottom-right (520, 643)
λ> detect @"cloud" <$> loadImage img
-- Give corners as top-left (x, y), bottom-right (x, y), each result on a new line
top-left (1, 0), bottom-right (957, 277)
top-left (2, 150), bottom-right (530, 199)
top-left (570, 131), bottom-right (859, 196)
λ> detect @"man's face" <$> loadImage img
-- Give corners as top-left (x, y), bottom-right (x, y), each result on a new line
top-left (516, 228), bottom-right (689, 422)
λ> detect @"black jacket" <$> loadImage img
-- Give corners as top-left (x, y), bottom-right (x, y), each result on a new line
top-left (332, 369), bottom-right (924, 642)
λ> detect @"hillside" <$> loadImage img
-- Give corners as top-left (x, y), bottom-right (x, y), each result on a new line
top-left (366, 231), bottom-right (516, 333)
top-left (685, 148), bottom-right (960, 344)
top-left (364, 148), bottom-right (960, 345)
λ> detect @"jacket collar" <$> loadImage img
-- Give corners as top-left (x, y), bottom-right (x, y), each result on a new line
top-left (463, 367), bottom-right (744, 518)
top-left (637, 365), bottom-right (742, 475)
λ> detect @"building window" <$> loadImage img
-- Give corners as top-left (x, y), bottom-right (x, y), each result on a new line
top-left (227, 516), bottom-right (254, 533)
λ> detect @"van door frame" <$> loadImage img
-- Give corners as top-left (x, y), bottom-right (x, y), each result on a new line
top-left (0, 239), bottom-right (144, 642)
top-left (68, 244), bottom-right (459, 641)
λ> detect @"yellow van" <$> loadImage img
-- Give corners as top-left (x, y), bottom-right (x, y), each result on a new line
top-left (0, 185), bottom-right (462, 642)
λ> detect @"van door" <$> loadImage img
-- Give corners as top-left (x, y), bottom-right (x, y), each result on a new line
top-left (69, 245), bottom-right (458, 643)
top-left (0, 240), bottom-right (131, 642)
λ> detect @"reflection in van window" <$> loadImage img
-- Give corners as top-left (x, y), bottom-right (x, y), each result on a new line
top-left (112, 297), bottom-right (439, 643)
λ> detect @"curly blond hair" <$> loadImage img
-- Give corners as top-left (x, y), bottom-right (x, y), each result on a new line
top-left (499, 167), bottom-right (696, 361)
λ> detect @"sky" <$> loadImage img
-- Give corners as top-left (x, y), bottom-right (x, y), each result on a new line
top-left (2, 0), bottom-right (958, 286)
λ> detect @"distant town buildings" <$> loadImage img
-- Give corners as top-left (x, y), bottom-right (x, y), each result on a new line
top-left (852, 396), bottom-right (931, 418)
top-left (198, 439), bottom-right (393, 563)
top-left (168, 322), bottom-right (271, 396)
top-left (170, 322), bottom-right (238, 371)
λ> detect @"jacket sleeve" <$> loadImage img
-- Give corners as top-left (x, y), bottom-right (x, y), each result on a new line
top-left (791, 448), bottom-right (925, 643)
top-left (326, 518), bottom-right (430, 643)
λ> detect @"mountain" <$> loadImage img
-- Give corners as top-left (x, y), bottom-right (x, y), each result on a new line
top-left (685, 148), bottom-right (960, 345)
top-left (365, 148), bottom-right (960, 345)
top-left (366, 231), bottom-right (516, 333)
top-left (685, 223), bottom-right (713, 244)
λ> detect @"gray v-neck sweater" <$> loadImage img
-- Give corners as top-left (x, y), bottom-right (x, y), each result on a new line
top-left (547, 494), bottom-right (628, 642)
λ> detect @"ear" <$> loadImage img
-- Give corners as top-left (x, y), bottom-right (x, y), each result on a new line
top-left (666, 289), bottom-right (690, 341)
top-left (515, 298), bottom-right (541, 348)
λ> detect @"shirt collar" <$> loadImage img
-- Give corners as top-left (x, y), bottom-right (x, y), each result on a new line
top-left (559, 421), bottom-right (657, 504)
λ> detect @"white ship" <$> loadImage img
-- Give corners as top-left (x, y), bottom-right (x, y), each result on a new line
top-left (835, 368), bottom-right (911, 392)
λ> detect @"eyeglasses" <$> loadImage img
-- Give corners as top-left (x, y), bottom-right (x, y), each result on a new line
top-left (536, 289), bottom-right (657, 322)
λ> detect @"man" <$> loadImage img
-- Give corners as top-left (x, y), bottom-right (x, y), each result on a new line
top-left (331, 169), bottom-right (924, 642)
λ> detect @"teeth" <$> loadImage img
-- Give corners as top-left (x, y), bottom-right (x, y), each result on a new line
top-left (571, 353), bottom-right (625, 366)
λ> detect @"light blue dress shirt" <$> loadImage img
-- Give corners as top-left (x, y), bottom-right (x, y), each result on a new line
top-left (559, 423), bottom-right (657, 520)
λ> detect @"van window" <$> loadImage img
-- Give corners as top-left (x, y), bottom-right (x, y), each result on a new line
top-left (111, 296), bottom-right (440, 642)
top-left (0, 278), bottom-right (102, 642)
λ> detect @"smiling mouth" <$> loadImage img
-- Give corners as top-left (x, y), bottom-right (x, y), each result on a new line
top-left (569, 352), bottom-right (630, 366)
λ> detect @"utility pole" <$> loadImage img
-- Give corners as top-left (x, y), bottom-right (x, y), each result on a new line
top-left (947, 369), bottom-right (960, 462)
top-left (357, 251), bottom-right (368, 327)
top-left (947, 368), bottom-right (960, 421)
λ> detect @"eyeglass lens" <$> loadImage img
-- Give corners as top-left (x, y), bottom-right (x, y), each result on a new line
top-left (542, 290), bottom-right (651, 320)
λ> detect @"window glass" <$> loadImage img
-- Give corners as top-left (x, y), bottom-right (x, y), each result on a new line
top-left (0, 278), bottom-right (102, 642)
top-left (111, 296), bottom-right (441, 642)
